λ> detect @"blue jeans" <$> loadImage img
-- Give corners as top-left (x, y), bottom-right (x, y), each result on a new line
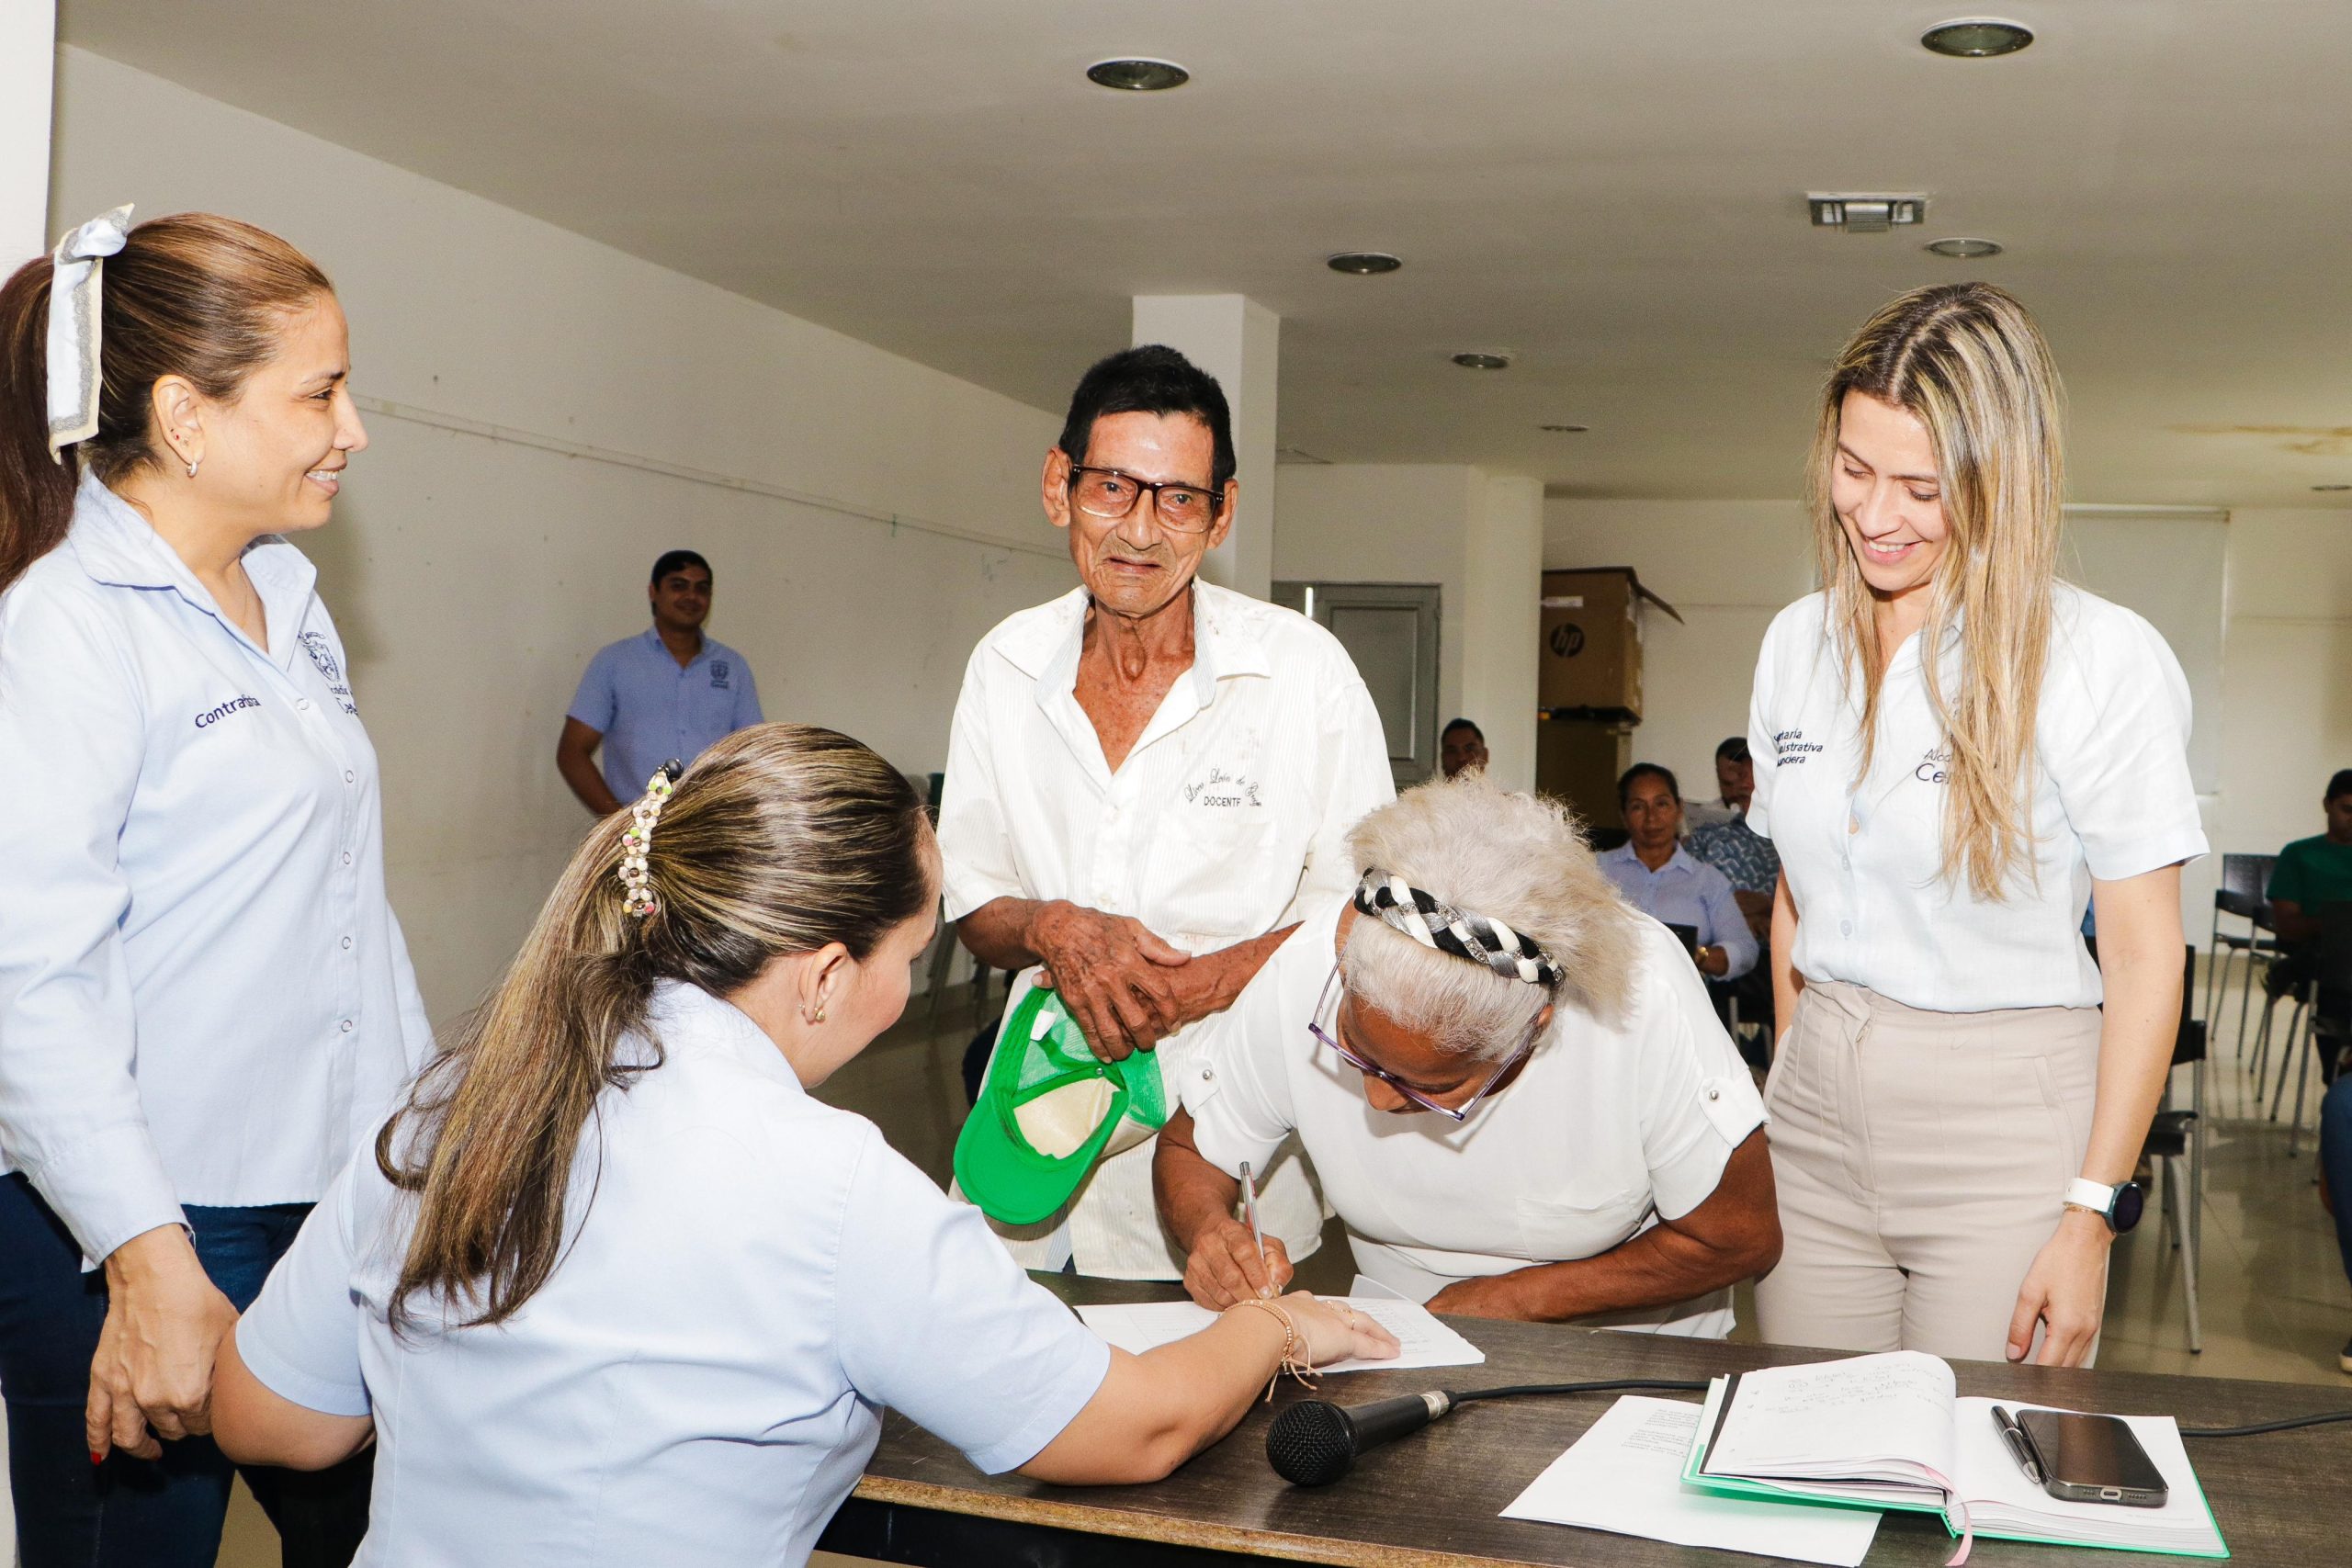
top-left (0, 1174), bottom-right (371, 1568)
top-left (2323, 1077), bottom-right (2352, 1297)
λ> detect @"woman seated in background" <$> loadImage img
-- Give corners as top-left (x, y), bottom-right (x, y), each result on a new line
top-left (209, 723), bottom-right (1395, 1568)
top-left (1154, 773), bottom-right (1781, 1335)
top-left (1599, 762), bottom-right (1758, 982)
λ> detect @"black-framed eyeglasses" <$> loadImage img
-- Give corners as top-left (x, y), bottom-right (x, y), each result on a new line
top-left (1307, 963), bottom-right (1540, 1122)
top-left (1066, 465), bottom-right (1224, 534)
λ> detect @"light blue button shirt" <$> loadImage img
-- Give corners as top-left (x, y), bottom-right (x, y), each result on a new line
top-left (568, 627), bottom-right (763, 800)
top-left (0, 474), bottom-right (434, 1263)
top-left (1597, 843), bottom-right (1759, 980)
top-left (236, 983), bottom-right (1111, 1568)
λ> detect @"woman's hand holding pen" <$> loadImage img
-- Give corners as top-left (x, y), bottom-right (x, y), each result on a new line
top-left (1182, 1220), bottom-right (1294, 1309)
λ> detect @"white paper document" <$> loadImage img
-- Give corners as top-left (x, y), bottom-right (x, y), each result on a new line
top-left (1502, 1395), bottom-right (1882, 1567)
top-left (1074, 1294), bottom-right (1484, 1373)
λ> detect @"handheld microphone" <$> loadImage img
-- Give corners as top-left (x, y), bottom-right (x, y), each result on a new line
top-left (1266, 1391), bottom-right (1454, 1486)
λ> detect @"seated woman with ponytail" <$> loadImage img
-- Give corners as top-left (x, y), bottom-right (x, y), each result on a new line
top-left (211, 723), bottom-right (1396, 1566)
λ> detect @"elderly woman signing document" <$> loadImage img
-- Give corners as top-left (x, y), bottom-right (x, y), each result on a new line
top-left (1153, 775), bottom-right (1781, 1335)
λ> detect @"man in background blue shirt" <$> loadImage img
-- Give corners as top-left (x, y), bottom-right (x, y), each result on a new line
top-left (558, 550), bottom-right (763, 815)
top-left (1599, 761), bottom-right (1757, 981)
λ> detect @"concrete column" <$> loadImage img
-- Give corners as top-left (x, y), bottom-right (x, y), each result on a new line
top-left (2, 2), bottom-right (57, 262)
top-left (1462, 474), bottom-right (1545, 791)
top-left (1131, 293), bottom-right (1277, 599)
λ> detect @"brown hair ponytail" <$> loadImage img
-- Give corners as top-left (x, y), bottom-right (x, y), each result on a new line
top-left (378, 723), bottom-right (933, 1330)
top-left (0, 213), bottom-right (332, 593)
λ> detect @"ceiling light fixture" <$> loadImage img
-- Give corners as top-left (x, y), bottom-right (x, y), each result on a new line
top-left (1085, 58), bottom-right (1190, 91)
top-left (1926, 237), bottom-right (2004, 258)
top-left (1809, 194), bottom-right (1928, 232)
top-left (2315, 484), bottom-right (2352, 492)
top-left (1921, 19), bottom-right (2035, 58)
top-left (1327, 252), bottom-right (1403, 275)
top-left (1540, 423), bottom-right (1589, 434)
top-left (1452, 352), bottom-right (1511, 370)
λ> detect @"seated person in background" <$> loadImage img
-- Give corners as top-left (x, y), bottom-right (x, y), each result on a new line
top-left (1600, 763), bottom-right (1758, 982)
top-left (1680, 733), bottom-right (1757, 830)
top-left (1153, 774), bottom-right (1779, 1334)
top-left (2267, 769), bottom-right (2352, 1021)
top-left (1440, 716), bottom-right (1489, 778)
top-left (1690, 737), bottom-right (1781, 1049)
top-left (211, 725), bottom-right (1395, 1567)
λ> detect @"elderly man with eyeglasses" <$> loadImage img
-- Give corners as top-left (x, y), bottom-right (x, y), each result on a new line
top-left (1153, 775), bottom-right (1782, 1333)
top-left (938, 344), bottom-right (1394, 1280)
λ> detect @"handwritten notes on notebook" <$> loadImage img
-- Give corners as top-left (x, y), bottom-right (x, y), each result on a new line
top-left (1502, 1396), bottom-right (1880, 1566)
top-left (1072, 1295), bottom-right (1484, 1373)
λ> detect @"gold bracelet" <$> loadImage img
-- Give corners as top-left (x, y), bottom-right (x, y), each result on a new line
top-left (1228, 1296), bottom-right (1319, 1401)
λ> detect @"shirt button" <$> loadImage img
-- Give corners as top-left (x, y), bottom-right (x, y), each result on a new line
top-left (342, 852), bottom-right (354, 867)
top-left (343, 769), bottom-right (356, 784)
top-left (298, 698), bottom-right (311, 711)
top-left (1706, 1087), bottom-right (1721, 1101)
top-left (1202, 1069), bottom-right (1216, 1083)
top-left (338, 1019), bottom-right (354, 1033)
top-left (341, 936), bottom-right (354, 951)
top-left (1839, 919), bottom-right (1854, 937)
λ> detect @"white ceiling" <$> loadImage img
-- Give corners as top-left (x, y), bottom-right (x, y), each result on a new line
top-left (58, 0), bottom-right (2352, 506)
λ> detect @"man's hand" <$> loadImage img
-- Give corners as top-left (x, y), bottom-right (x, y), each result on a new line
top-left (1424, 1274), bottom-right (1520, 1320)
top-left (89, 1225), bottom-right (238, 1461)
top-left (1182, 1219), bottom-right (1294, 1309)
top-left (1029, 901), bottom-right (1192, 1061)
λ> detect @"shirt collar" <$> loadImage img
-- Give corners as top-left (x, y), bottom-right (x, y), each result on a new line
top-left (1005, 580), bottom-right (1274, 701)
top-left (1606, 841), bottom-right (1697, 876)
top-left (64, 470), bottom-right (317, 668)
top-left (644, 979), bottom-right (805, 1093)
top-left (640, 626), bottom-right (712, 669)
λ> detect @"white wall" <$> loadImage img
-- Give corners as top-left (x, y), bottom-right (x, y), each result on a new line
top-left (1275, 463), bottom-right (1544, 791)
top-left (50, 49), bottom-right (1073, 1021)
top-left (1547, 496), bottom-right (2352, 946)
top-left (2, 1), bottom-right (54, 258)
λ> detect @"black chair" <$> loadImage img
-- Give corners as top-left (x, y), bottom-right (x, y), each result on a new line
top-left (2268, 903), bottom-right (2352, 1156)
top-left (2143, 944), bottom-right (2205, 1352)
top-left (2202, 852), bottom-right (2275, 1062)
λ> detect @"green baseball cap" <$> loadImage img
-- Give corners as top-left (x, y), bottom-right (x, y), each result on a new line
top-left (955, 975), bottom-right (1168, 1226)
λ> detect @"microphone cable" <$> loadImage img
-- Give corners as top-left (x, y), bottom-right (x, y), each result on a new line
top-left (2182, 1408), bottom-right (2352, 1438)
top-left (1430, 1382), bottom-right (2352, 1437)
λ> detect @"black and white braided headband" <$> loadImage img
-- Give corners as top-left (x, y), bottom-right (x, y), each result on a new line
top-left (1351, 869), bottom-right (1564, 988)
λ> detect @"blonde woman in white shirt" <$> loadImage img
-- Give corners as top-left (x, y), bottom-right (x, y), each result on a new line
top-left (212, 726), bottom-right (1394, 1568)
top-left (0, 211), bottom-right (431, 1566)
top-left (1747, 283), bottom-right (2203, 1367)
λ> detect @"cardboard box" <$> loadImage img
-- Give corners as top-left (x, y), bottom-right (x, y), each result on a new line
top-left (1537, 568), bottom-right (1680, 719)
top-left (1535, 715), bottom-right (1635, 839)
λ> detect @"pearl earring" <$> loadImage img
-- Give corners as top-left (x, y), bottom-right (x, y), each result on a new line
top-left (801, 1003), bottom-right (826, 1025)
top-left (184, 457), bottom-right (199, 479)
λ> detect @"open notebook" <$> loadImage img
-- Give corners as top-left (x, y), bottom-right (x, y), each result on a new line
top-left (1680, 1351), bottom-right (2226, 1558)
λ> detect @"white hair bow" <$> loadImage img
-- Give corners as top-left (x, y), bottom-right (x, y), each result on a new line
top-left (45, 204), bottom-right (135, 462)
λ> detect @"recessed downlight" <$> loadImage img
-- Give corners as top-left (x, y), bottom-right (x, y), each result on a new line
top-left (1085, 58), bottom-right (1190, 91)
top-left (1327, 251), bottom-right (1403, 275)
top-left (1452, 351), bottom-right (1511, 370)
top-left (1922, 19), bottom-right (2034, 58)
top-left (1540, 423), bottom-right (1589, 434)
top-left (1926, 237), bottom-right (2005, 258)
top-left (2315, 484), bottom-right (2352, 492)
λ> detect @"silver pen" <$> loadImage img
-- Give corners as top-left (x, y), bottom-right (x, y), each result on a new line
top-left (1238, 1160), bottom-right (1270, 1294)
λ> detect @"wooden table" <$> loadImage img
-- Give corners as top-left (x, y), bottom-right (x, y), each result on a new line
top-left (817, 1276), bottom-right (2351, 1567)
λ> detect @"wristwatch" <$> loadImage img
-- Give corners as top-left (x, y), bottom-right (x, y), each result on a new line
top-left (2064, 1177), bottom-right (2143, 1235)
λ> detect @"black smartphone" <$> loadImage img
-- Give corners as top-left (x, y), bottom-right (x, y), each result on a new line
top-left (2015, 1409), bottom-right (2169, 1507)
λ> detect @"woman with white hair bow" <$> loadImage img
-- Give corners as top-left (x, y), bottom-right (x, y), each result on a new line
top-left (0, 209), bottom-right (429, 1566)
top-left (1153, 773), bottom-right (1781, 1333)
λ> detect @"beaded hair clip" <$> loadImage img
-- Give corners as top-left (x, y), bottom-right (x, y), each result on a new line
top-left (618, 759), bottom-right (685, 918)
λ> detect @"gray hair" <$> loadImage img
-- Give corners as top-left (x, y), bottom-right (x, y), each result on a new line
top-left (1342, 773), bottom-right (1637, 1059)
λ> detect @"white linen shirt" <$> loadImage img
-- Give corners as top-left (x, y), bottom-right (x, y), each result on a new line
top-left (234, 982), bottom-right (1112, 1568)
top-left (1180, 898), bottom-right (1767, 1337)
top-left (0, 474), bottom-right (434, 1264)
top-left (938, 581), bottom-right (1396, 1278)
top-left (1747, 584), bottom-right (2208, 1013)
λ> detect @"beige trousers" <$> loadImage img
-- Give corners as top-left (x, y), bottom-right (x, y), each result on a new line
top-left (1754, 979), bottom-right (2102, 1363)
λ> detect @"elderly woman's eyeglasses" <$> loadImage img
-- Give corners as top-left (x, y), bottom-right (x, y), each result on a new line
top-left (1066, 465), bottom-right (1223, 534)
top-left (1307, 964), bottom-right (1539, 1122)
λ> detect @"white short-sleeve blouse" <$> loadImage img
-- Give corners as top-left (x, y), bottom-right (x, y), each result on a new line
top-left (235, 982), bottom-right (1111, 1568)
top-left (1747, 584), bottom-right (2207, 1013)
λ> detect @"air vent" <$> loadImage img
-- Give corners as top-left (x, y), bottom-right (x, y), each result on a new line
top-left (1809, 194), bottom-right (1929, 232)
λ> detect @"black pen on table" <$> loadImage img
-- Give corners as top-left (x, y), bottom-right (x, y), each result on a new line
top-left (1239, 1160), bottom-right (1271, 1297)
top-left (1991, 1404), bottom-right (2042, 1483)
